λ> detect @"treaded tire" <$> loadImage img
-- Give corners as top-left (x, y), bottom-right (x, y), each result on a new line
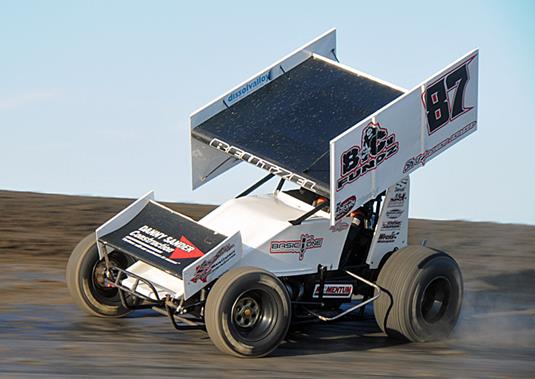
top-left (205, 266), bottom-right (291, 357)
top-left (66, 233), bottom-right (131, 318)
top-left (374, 245), bottom-right (463, 342)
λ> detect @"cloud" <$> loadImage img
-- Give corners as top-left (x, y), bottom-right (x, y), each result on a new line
top-left (0, 89), bottom-right (63, 111)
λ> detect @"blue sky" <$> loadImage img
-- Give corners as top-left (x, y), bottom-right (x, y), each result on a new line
top-left (1, 1), bottom-right (534, 225)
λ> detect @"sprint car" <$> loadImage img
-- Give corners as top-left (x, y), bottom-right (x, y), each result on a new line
top-left (66, 29), bottom-right (479, 357)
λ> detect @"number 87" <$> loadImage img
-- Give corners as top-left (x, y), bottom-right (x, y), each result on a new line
top-left (424, 57), bottom-right (474, 134)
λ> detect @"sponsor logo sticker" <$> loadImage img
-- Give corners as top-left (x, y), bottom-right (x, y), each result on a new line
top-left (209, 138), bottom-right (316, 191)
top-left (378, 231), bottom-right (400, 243)
top-left (121, 225), bottom-right (205, 264)
top-left (395, 178), bottom-right (409, 193)
top-left (381, 220), bottom-right (402, 230)
top-left (403, 121), bottom-right (477, 173)
top-left (330, 220), bottom-right (350, 232)
top-left (335, 195), bottom-right (356, 220)
top-left (337, 122), bottom-right (399, 191)
top-left (388, 192), bottom-right (406, 208)
top-left (386, 208), bottom-right (404, 219)
top-left (313, 284), bottom-right (353, 298)
top-left (270, 234), bottom-right (324, 261)
top-left (226, 71), bottom-right (272, 105)
top-left (190, 243), bottom-right (236, 283)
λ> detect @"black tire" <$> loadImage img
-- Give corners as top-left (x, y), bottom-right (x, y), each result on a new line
top-left (66, 233), bottom-right (132, 317)
top-left (205, 267), bottom-right (291, 357)
top-left (374, 245), bottom-right (463, 342)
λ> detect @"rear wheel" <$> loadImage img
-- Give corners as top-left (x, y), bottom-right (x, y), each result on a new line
top-left (374, 245), bottom-right (463, 342)
top-left (66, 233), bottom-right (132, 317)
top-left (205, 267), bottom-right (291, 357)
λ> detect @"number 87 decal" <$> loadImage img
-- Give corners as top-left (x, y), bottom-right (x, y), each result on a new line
top-left (423, 55), bottom-right (476, 135)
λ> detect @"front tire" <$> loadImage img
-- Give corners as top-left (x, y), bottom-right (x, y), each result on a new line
top-left (66, 233), bottom-right (132, 317)
top-left (205, 267), bottom-right (291, 357)
top-left (374, 245), bottom-right (463, 342)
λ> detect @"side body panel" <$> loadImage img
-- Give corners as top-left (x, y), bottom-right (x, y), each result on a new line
top-left (198, 192), bottom-right (351, 276)
top-left (251, 216), bottom-right (349, 275)
top-left (330, 50), bottom-right (478, 224)
top-left (366, 177), bottom-right (410, 268)
top-left (182, 231), bottom-right (242, 299)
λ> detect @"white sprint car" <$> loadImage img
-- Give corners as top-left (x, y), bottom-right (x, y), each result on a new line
top-left (67, 29), bottom-right (479, 357)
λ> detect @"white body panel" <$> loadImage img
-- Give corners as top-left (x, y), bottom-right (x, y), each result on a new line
top-left (123, 261), bottom-right (184, 300)
top-left (113, 191), bottom-right (350, 300)
top-left (366, 177), bottom-right (410, 268)
top-left (182, 231), bottom-right (242, 299)
top-left (330, 50), bottom-right (478, 225)
top-left (190, 29), bottom-right (337, 191)
top-left (199, 192), bottom-right (351, 276)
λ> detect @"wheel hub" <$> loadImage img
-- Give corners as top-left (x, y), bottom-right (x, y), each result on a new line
top-left (421, 276), bottom-right (451, 323)
top-left (93, 260), bottom-right (110, 288)
top-left (233, 297), bottom-right (260, 328)
top-left (92, 257), bottom-right (122, 292)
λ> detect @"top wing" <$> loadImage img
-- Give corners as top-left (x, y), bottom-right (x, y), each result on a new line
top-left (189, 29), bottom-right (404, 195)
top-left (188, 29), bottom-right (478, 226)
top-left (190, 29), bottom-right (338, 191)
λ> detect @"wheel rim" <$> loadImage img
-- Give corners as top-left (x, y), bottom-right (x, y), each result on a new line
top-left (230, 288), bottom-right (277, 342)
top-left (233, 296), bottom-right (261, 328)
top-left (420, 276), bottom-right (451, 324)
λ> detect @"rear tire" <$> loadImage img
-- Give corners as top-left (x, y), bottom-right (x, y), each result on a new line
top-left (374, 245), bottom-right (463, 342)
top-left (205, 267), bottom-right (291, 357)
top-left (66, 233), bottom-right (132, 318)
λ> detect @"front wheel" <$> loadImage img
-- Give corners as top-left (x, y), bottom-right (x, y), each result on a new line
top-left (204, 267), bottom-right (291, 357)
top-left (66, 233), bottom-right (132, 317)
top-left (374, 245), bottom-right (463, 342)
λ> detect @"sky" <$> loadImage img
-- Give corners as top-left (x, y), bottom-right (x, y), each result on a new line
top-left (0, 0), bottom-right (534, 225)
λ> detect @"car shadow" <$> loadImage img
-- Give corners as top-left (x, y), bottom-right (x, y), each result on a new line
top-left (272, 309), bottom-right (408, 357)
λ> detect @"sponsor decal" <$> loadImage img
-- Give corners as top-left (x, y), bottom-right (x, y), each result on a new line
top-left (335, 195), bottom-right (356, 220)
top-left (330, 220), bottom-right (350, 232)
top-left (378, 231), bottom-right (400, 243)
top-left (388, 192), bottom-right (406, 208)
top-left (169, 236), bottom-right (204, 260)
top-left (313, 284), bottom-right (353, 298)
top-left (270, 234), bottom-right (324, 261)
top-left (403, 121), bottom-right (477, 173)
top-left (226, 71), bottom-right (272, 105)
top-left (386, 208), bottom-right (404, 219)
top-left (122, 225), bottom-right (204, 264)
top-left (209, 138), bottom-right (316, 191)
top-left (337, 122), bottom-right (399, 191)
top-left (381, 220), bottom-right (402, 230)
top-left (422, 55), bottom-right (476, 135)
top-left (395, 178), bottom-right (409, 193)
top-left (190, 243), bottom-right (236, 283)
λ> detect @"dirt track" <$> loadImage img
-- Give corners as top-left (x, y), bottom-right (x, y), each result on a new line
top-left (0, 190), bottom-right (534, 378)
